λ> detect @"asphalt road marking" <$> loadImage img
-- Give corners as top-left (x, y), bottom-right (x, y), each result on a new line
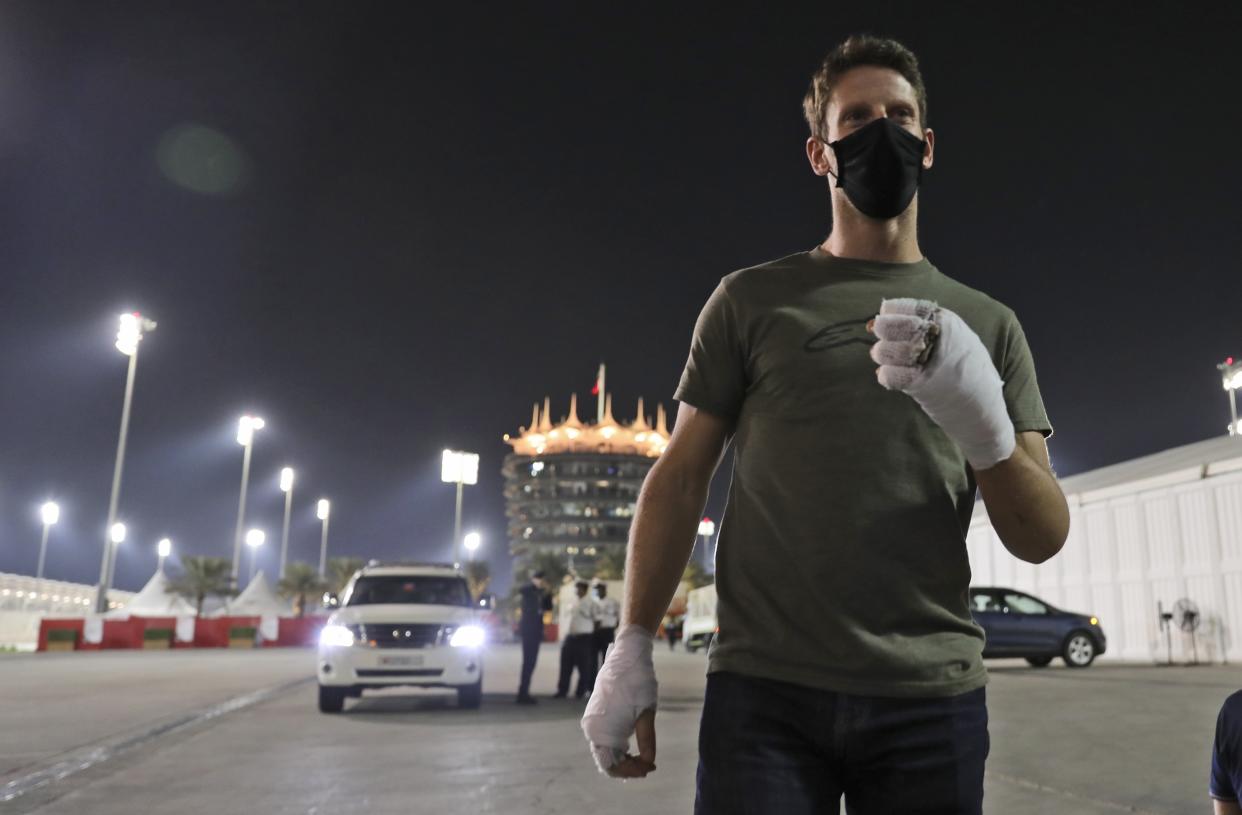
top-left (0, 676), bottom-right (312, 805)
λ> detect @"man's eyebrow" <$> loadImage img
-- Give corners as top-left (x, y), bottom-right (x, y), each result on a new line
top-left (836, 102), bottom-right (873, 120)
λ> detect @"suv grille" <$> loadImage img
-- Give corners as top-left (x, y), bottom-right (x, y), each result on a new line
top-left (357, 623), bottom-right (442, 648)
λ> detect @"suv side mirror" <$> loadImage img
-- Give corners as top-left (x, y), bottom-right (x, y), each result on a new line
top-left (323, 591), bottom-right (339, 609)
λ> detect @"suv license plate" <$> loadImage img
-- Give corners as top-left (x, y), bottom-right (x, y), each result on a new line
top-left (379, 655), bottom-right (424, 667)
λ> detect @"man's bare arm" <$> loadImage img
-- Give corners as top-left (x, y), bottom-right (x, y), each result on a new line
top-left (975, 431), bottom-right (1070, 564)
top-left (623, 403), bottom-right (731, 633)
top-left (1215, 798), bottom-right (1242, 815)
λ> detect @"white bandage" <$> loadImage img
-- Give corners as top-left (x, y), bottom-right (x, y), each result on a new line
top-left (870, 298), bottom-right (1016, 470)
top-left (580, 624), bottom-right (657, 773)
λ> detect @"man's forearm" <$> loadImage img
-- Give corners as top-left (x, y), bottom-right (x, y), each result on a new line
top-left (976, 441), bottom-right (1069, 564)
top-left (622, 461), bottom-right (710, 633)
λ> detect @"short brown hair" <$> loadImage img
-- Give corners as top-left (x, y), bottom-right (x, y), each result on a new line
top-left (802, 35), bottom-right (928, 142)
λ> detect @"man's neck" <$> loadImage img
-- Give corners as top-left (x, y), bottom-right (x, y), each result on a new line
top-left (821, 196), bottom-right (923, 263)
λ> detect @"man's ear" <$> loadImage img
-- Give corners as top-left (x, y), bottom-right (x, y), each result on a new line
top-left (806, 136), bottom-right (834, 177)
top-left (922, 128), bottom-right (935, 171)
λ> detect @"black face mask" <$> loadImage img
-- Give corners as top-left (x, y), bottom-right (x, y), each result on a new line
top-left (827, 117), bottom-right (926, 220)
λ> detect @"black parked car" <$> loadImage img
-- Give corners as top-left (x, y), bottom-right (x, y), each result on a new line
top-left (969, 587), bottom-right (1107, 668)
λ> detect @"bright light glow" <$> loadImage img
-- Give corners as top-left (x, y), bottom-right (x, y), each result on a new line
top-left (449, 625), bottom-right (485, 648)
top-left (698, 518), bottom-right (715, 536)
top-left (319, 624), bottom-right (355, 648)
top-left (464, 531), bottom-right (482, 553)
top-left (565, 428), bottom-right (579, 439)
top-left (280, 467), bottom-right (295, 492)
top-left (115, 313), bottom-right (142, 355)
top-left (236, 415), bottom-right (266, 446)
top-left (158, 538), bottom-right (172, 558)
top-left (110, 522), bottom-right (127, 544)
top-left (441, 450), bottom-right (480, 485)
top-left (245, 529), bottom-right (266, 548)
top-left (1090, 617), bottom-right (1099, 626)
top-left (41, 501), bottom-right (60, 526)
top-left (530, 461), bottom-right (544, 475)
top-left (317, 499), bottom-right (330, 521)
top-left (600, 427), bottom-right (616, 439)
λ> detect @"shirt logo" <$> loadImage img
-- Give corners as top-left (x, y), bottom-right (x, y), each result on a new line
top-left (803, 316), bottom-right (877, 352)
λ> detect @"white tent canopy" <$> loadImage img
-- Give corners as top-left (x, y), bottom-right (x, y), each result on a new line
top-left (105, 568), bottom-right (197, 619)
top-left (210, 571), bottom-right (291, 618)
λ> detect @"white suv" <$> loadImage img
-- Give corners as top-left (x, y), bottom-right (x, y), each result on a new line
top-left (317, 563), bottom-right (485, 712)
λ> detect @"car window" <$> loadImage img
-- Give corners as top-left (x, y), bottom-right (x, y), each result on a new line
top-left (970, 592), bottom-right (1001, 612)
top-left (1003, 592), bottom-right (1048, 615)
top-left (345, 576), bottom-right (472, 607)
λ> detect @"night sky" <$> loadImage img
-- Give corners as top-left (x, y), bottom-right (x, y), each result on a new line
top-left (3, 2), bottom-right (1240, 597)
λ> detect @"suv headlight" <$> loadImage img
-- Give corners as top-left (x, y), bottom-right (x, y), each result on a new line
top-left (448, 625), bottom-right (485, 648)
top-left (319, 624), bottom-right (356, 648)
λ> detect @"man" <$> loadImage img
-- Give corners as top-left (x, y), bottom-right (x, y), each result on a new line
top-left (582, 35), bottom-right (1070, 814)
top-left (555, 580), bottom-right (598, 699)
top-left (515, 569), bottom-right (552, 705)
top-left (664, 614), bottom-right (681, 652)
top-left (592, 582), bottom-right (620, 671)
top-left (1212, 690), bottom-right (1242, 814)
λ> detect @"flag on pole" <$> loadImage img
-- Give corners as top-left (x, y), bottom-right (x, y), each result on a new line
top-left (594, 363), bottom-right (606, 423)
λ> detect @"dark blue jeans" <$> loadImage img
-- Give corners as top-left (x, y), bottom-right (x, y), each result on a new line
top-left (695, 672), bottom-right (989, 815)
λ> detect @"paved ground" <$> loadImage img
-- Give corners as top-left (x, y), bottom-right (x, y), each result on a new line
top-left (1, 645), bottom-right (1234, 814)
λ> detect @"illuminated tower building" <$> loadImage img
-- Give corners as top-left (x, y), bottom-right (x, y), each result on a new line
top-left (502, 393), bottom-right (670, 572)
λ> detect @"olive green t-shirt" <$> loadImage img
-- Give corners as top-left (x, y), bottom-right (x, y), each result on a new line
top-left (674, 247), bottom-right (1052, 698)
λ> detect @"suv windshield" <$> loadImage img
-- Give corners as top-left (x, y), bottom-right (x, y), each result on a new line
top-left (345, 576), bottom-right (472, 607)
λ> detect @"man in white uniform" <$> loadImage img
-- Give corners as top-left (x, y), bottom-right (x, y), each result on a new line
top-left (555, 580), bottom-right (598, 699)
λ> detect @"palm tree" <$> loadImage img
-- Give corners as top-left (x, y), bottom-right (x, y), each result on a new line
top-left (591, 545), bottom-right (627, 580)
top-left (521, 550), bottom-right (570, 590)
top-left (327, 556), bottom-right (365, 595)
top-left (463, 560), bottom-right (490, 601)
top-left (167, 556), bottom-right (234, 615)
top-left (277, 561), bottom-right (327, 618)
top-left (682, 558), bottom-right (712, 589)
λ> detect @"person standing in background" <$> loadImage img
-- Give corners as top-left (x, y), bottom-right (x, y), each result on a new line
top-left (555, 580), bottom-right (598, 699)
top-left (593, 582), bottom-right (621, 670)
top-left (515, 570), bottom-right (552, 705)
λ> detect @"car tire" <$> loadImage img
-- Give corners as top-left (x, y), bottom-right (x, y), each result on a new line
top-left (457, 676), bottom-right (483, 709)
top-left (1025, 656), bottom-right (1053, 667)
top-left (1062, 631), bottom-right (1097, 668)
top-left (318, 685), bottom-right (346, 713)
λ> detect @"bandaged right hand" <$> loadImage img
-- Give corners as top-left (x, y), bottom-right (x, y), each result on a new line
top-left (869, 298), bottom-right (1015, 470)
top-left (580, 624), bottom-right (658, 778)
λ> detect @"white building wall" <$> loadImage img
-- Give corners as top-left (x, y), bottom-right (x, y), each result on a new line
top-left (0, 572), bottom-right (135, 649)
top-left (970, 469), bottom-right (1240, 664)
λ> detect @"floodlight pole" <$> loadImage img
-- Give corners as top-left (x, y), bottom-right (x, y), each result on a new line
top-left (95, 346), bottom-right (139, 614)
top-left (279, 473), bottom-right (293, 580)
top-left (319, 514), bottom-right (330, 578)
top-left (232, 438), bottom-right (254, 582)
top-left (37, 523), bottom-right (52, 580)
top-left (453, 480), bottom-right (465, 566)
